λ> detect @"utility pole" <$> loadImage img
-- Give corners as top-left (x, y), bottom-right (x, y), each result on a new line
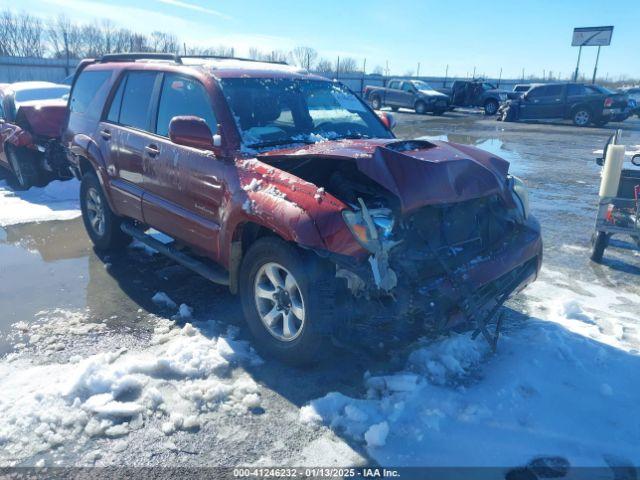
top-left (497, 67), bottom-right (502, 88)
top-left (521, 68), bottom-right (525, 81)
top-left (591, 45), bottom-right (601, 84)
top-left (362, 58), bottom-right (366, 75)
top-left (336, 56), bottom-right (340, 80)
top-left (385, 60), bottom-right (389, 77)
top-left (63, 32), bottom-right (70, 76)
top-left (573, 45), bottom-right (582, 82)
top-left (444, 64), bottom-right (448, 87)
top-left (472, 66), bottom-right (476, 78)
top-left (183, 42), bottom-right (187, 55)
top-left (416, 62), bottom-right (420, 77)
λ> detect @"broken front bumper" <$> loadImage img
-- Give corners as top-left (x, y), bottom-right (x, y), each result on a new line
top-left (334, 215), bottom-right (543, 342)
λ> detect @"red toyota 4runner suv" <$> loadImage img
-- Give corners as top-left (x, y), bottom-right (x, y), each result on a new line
top-left (64, 53), bottom-right (542, 363)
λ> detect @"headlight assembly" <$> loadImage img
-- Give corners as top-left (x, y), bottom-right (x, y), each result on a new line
top-left (509, 175), bottom-right (530, 220)
top-left (342, 205), bottom-right (394, 252)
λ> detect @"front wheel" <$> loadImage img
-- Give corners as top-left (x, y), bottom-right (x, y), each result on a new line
top-left (415, 101), bottom-right (427, 115)
top-left (590, 231), bottom-right (609, 263)
top-left (484, 99), bottom-right (499, 115)
top-left (371, 96), bottom-right (382, 110)
top-left (239, 237), bottom-right (335, 365)
top-left (80, 171), bottom-right (131, 251)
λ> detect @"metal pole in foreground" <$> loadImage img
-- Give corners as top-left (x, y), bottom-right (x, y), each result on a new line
top-left (573, 45), bottom-right (583, 82)
top-left (592, 45), bottom-right (601, 84)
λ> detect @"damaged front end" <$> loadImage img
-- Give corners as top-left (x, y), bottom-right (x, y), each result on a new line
top-left (258, 139), bottom-right (542, 349)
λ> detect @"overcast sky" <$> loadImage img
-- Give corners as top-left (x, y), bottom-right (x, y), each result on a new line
top-left (3, 0), bottom-right (638, 79)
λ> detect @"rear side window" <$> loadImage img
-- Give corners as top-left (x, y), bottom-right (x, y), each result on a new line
top-left (155, 74), bottom-right (217, 137)
top-left (119, 71), bottom-right (158, 131)
top-left (70, 70), bottom-right (111, 114)
top-left (106, 75), bottom-right (126, 123)
top-left (388, 81), bottom-right (400, 89)
top-left (567, 84), bottom-right (587, 96)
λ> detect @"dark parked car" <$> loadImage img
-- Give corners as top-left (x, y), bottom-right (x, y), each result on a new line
top-left (64, 53), bottom-right (542, 364)
top-left (364, 79), bottom-right (449, 115)
top-left (438, 80), bottom-right (510, 115)
top-left (497, 82), bottom-right (629, 126)
top-left (0, 81), bottom-right (71, 189)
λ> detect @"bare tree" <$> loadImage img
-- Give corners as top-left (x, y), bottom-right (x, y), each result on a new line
top-left (0, 11), bottom-right (45, 57)
top-left (315, 58), bottom-right (333, 73)
top-left (371, 65), bottom-right (384, 75)
top-left (291, 46), bottom-right (317, 70)
top-left (338, 57), bottom-right (358, 74)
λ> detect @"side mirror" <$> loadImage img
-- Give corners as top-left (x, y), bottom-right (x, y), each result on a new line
top-left (378, 112), bottom-right (397, 130)
top-left (169, 116), bottom-right (216, 151)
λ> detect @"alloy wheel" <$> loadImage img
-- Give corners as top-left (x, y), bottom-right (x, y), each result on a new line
top-left (254, 262), bottom-right (305, 342)
top-left (85, 187), bottom-right (106, 237)
top-left (574, 110), bottom-right (590, 126)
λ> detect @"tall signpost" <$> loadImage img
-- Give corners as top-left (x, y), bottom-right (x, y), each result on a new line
top-left (571, 26), bottom-right (614, 83)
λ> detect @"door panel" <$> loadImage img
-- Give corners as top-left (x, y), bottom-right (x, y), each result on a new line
top-left (520, 85), bottom-right (564, 119)
top-left (141, 139), bottom-right (226, 256)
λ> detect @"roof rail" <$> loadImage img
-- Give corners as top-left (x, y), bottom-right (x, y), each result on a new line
top-left (181, 55), bottom-right (288, 66)
top-left (99, 53), bottom-right (182, 64)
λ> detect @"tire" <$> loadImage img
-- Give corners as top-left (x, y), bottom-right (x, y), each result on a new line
top-left (371, 96), bottom-right (382, 110)
top-left (5, 144), bottom-right (41, 190)
top-left (415, 101), bottom-right (427, 115)
top-left (239, 237), bottom-right (336, 365)
top-left (590, 231), bottom-right (609, 263)
top-left (572, 108), bottom-right (592, 127)
top-left (484, 99), bottom-right (499, 115)
top-left (80, 171), bottom-right (131, 251)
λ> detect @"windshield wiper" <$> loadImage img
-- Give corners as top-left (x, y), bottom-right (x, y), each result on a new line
top-left (337, 133), bottom-right (372, 140)
top-left (247, 139), bottom-right (316, 149)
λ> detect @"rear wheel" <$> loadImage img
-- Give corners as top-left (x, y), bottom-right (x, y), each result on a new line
top-left (484, 99), bottom-right (499, 115)
top-left (371, 96), bottom-right (382, 110)
top-left (80, 171), bottom-right (131, 251)
top-left (6, 144), bottom-right (41, 190)
top-left (590, 231), bottom-right (609, 263)
top-left (415, 101), bottom-right (427, 114)
top-left (573, 108), bottom-right (592, 127)
top-left (239, 237), bottom-right (336, 365)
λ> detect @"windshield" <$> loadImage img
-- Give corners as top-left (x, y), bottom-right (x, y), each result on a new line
top-left (14, 87), bottom-right (69, 105)
top-left (219, 78), bottom-right (393, 149)
top-left (411, 80), bottom-right (436, 91)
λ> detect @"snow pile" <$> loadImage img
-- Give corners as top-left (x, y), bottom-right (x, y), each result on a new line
top-left (300, 269), bottom-right (640, 468)
top-left (0, 310), bottom-right (263, 465)
top-left (0, 179), bottom-right (80, 227)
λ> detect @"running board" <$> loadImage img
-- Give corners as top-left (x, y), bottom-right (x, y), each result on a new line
top-left (121, 222), bottom-right (230, 286)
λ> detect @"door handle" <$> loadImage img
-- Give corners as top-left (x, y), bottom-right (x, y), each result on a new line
top-left (100, 129), bottom-right (111, 140)
top-left (144, 144), bottom-right (160, 157)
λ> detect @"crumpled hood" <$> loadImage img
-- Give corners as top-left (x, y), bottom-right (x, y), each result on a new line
top-left (259, 139), bottom-right (511, 214)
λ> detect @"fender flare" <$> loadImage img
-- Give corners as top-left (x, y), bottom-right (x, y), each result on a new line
top-left (69, 134), bottom-right (117, 211)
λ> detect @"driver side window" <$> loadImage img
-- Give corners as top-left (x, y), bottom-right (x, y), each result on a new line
top-left (155, 74), bottom-right (217, 137)
top-left (402, 83), bottom-right (413, 92)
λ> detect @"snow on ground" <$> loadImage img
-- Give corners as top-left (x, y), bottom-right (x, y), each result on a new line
top-left (0, 179), bottom-right (80, 227)
top-left (0, 309), bottom-right (263, 466)
top-left (300, 268), bottom-right (640, 470)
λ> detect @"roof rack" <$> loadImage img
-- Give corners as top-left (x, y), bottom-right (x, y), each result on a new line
top-left (97, 52), bottom-right (289, 66)
top-left (181, 55), bottom-right (288, 66)
top-left (99, 53), bottom-right (182, 64)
